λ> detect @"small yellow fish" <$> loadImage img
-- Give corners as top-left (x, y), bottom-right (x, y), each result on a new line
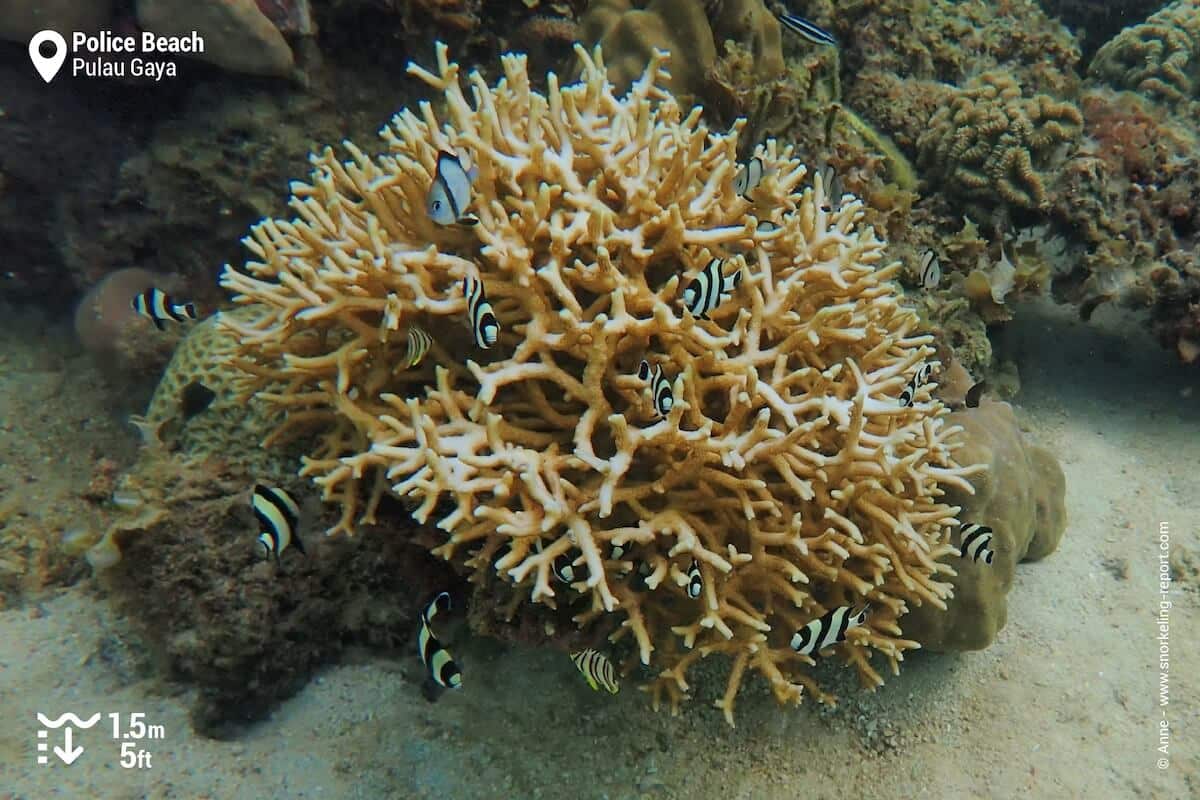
top-left (405, 325), bottom-right (433, 367)
top-left (570, 649), bottom-right (619, 694)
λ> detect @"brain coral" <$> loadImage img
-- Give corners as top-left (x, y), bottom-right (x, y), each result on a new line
top-left (1089, 0), bottom-right (1200, 105)
top-left (219, 43), bottom-right (982, 722)
top-left (133, 306), bottom-right (292, 477)
top-left (916, 72), bottom-right (1083, 212)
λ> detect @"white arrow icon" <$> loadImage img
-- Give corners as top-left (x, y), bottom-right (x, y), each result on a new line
top-left (28, 30), bottom-right (67, 83)
top-left (53, 727), bottom-right (84, 765)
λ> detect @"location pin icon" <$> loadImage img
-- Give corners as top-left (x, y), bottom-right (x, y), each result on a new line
top-left (29, 30), bottom-right (67, 83)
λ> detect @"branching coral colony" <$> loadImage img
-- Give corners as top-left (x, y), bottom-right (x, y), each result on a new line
top-left (219, 43), bottom-right (983, 724)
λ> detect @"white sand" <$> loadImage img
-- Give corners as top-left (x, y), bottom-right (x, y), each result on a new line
top-left (0, 298), bottom-right (1195, 799)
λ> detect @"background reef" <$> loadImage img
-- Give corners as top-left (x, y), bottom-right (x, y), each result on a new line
top-left (3, 1), bottom-right (1198, 368)
top-left (0, 0), bottom-right (1191, 736)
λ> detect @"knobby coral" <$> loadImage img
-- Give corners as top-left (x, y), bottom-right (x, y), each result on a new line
top-left (219, 43), bottom-right (982, 722)
top-left (916, 72), bottom-right (1082, 211)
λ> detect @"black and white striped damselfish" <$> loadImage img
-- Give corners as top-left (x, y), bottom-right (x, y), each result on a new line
top-left (791, 604), bottom-right (870, 656)
top-left (899, 363), bottom-right (934, 407)
top-left (419, 592), bottom-right (463, 689)
top-left (570, 649), bottom-right (619, 694)
top-left (426, 150), bottom-right (479, 227)
top-left (686, 558), bottom-right (703, 599)
top-left (131, 288), bottom-right (198, 331)
top-left (683, 258), bottom-right (742, 320)
top-left (733, 157), bottom-right (767, 198)
top-left (637, 360), bottom-right (674, 418)
top-left (252, 484), bottom-right (306, 562)
top-left (463, 276), bottom-right (500, 349)
top-left (405, 325), bottom-right (433, 367)
top-left (960, 523), bottom-right (995, 565)
top-left (777, 13), bottom-right (838, 47)
top-left (920, 249), bottom-right (942, 290)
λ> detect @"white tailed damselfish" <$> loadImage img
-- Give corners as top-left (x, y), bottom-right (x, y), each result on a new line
top-left (463, 276), bottom-right (500, 349)
top-left (733, 157), bottom-right (767, 198)
top-left (960, 523), bottom-right (995, 565)
top-left (899, 363), bottom-right (934, 407)
top-left (252, 484), bottom-right (306, 562)
top-left (790, 604), bottom-right (870, 656)
top-left (920, 249), bottom-right (942, 290)
top-left (131, 288), bottom-right (198, 331)
top-left (419, 591), bottom-right (463, 689)
top-left (683, 258), bottom-right (742, 320)
top-left (686, 558), bottom-right (703, 599)
top-left (426, 150), bottom-right (479, 226)
top-left (637, 360), bottom-right (674, 418)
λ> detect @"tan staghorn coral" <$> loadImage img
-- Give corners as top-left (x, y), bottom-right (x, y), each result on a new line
top-left (916, 72), bottom-right (1082, 211)
top-left (219, 42), bottom-right (983, 723)
top-left (1089, 0), bottom-right (1200, 105)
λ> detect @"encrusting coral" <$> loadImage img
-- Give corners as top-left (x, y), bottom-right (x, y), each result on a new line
top-left (219, 42), bottom-right (985, 723)
top-left (916, 72), bottom-right (1083, 212)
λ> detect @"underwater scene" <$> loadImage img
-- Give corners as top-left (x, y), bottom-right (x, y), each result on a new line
top-left (0, 1), bottom-right (1196, 798)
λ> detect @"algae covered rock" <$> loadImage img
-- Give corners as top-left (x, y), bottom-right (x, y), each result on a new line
top-left (903, 400), bottom-right (1066, 651)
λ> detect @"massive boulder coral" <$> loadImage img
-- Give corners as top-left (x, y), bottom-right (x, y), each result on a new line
top-left (219, 43), bottom-right (984, 722)
top-left (916, 72), bottom-right (1083, 212)
top-left (902, 400), bottom-right (1066, 651)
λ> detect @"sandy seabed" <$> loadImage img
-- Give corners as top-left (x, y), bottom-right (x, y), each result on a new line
top-left (0, 297), bottom-right (1195, 800)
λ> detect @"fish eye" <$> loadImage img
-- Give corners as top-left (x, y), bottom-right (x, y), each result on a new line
top-left (433, 200), bottom-right (442, 210)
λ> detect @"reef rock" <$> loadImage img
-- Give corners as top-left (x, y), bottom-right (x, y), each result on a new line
top-left (136, 0), bottom-right (294, 77)
top-left (98, 453), bottom-right (454, 735)
top-left (579, 0), bottom-right (784, 100)
top-left (903, 400), bottom-right (1067, 651)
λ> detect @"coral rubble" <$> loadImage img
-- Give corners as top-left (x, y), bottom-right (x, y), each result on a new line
top-left (219, 42), bottom-right (985, 722)
top-left (902, 400), bottom-right (1066, 651)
